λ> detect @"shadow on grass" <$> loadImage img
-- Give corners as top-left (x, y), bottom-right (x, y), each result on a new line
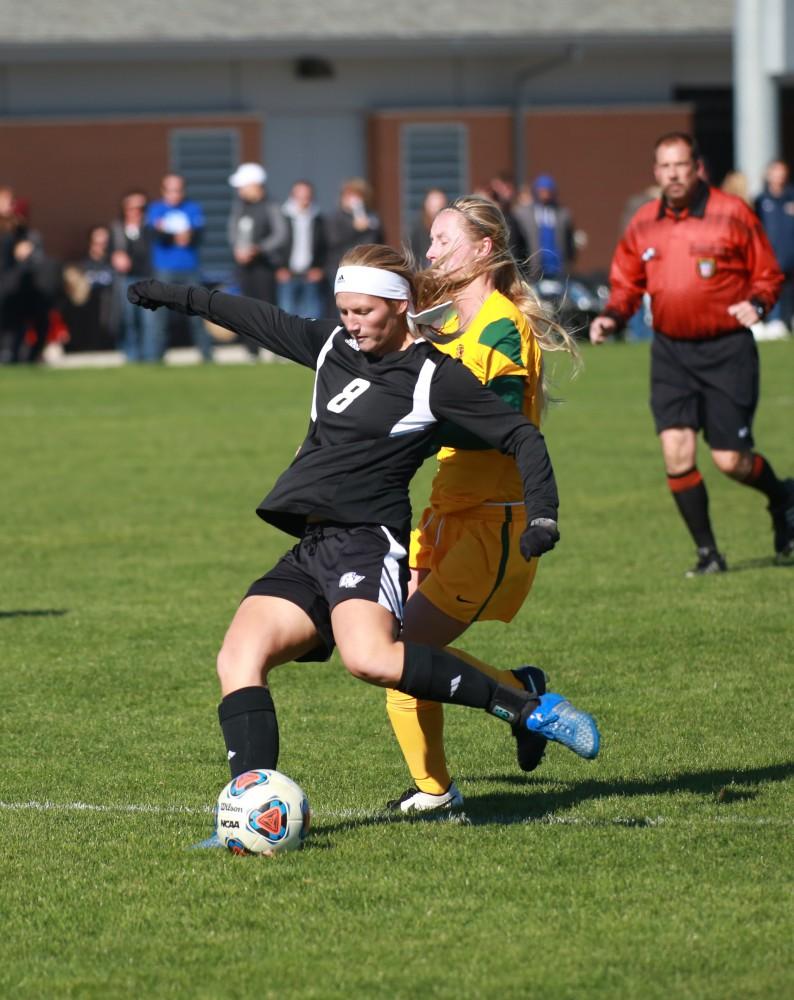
top-left (315, 761), bottom-right (794, 836)
top-left (0, 608), bottom-right (69, 619)
top-left (459, 760), bottom-right (794, 823)
top-left (725, 556), bottom-right (793, 573)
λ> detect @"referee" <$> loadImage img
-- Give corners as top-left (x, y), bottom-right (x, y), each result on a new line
top-left (590, 132), bottom-right (794, 574)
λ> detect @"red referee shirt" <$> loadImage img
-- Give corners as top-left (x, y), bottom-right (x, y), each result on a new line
top-left (603, 181), bottom-right (784, 339)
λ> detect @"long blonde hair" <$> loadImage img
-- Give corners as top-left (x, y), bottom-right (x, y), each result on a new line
top-left (414, 195), bottom-right (580, 407)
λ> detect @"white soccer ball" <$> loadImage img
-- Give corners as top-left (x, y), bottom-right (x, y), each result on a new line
top-left (215, 769), bottom-right (311, 856)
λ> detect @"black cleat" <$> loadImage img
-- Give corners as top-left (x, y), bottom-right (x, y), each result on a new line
top-left (769, 478), bottom-right (794, 562)
top-left (385, 782), bottom-right (464, 813)
top-left (685, 547), bottom-right (727, 577)
top-left (511, 665), bottom-right (548, 772)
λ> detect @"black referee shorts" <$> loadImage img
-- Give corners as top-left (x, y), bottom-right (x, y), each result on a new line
top-left (244, 523), bottom-right (409, 662)
top-left (650, 330), bottom-right (759, 450)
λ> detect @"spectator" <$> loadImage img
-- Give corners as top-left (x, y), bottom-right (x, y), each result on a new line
top-left (325, 178), bottom-right (383, 280)
top-left (109, 190), bottom-right (156, 362)
top-left (145, 173), bottom-right (213, 361)
top-left (721, 170), bottom-right (752, 206)
top-left (80, 224), bottom-right (115, 345)
top-left (514, 174), bottom-right (576, 282)
top-left (408, 187), bottom-right (447, 264)
top-left (276, 179), bottom-right (327, 320)
top-left (516, 182), bottom-right (533, 207)
top-left (228, 162), bottom-right (288, 306)
top-left (590, 131), bottom-right (793, 573)
top-left (486, 172), bottom-right (528, 264)
top-left (754, 159), bottom-right (794, 339)
top-left (0, 187), bottom-right (61, 364)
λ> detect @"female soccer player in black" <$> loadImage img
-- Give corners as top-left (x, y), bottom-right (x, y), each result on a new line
top-left (128, 244), bottom-right (599, 783)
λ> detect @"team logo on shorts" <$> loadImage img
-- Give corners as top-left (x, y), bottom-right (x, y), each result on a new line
top-left (697, 257), bottom-right (716, 278)
top-left (339, 571), bottom-right (365, 589)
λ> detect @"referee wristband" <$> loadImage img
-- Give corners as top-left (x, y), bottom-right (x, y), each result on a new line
top-left (750, 298), bottom-right (767, 321)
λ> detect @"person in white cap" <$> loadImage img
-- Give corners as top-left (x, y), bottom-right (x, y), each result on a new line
top-left (227, 163), bottom-right (288, 332)
top-left (127, 245), bottom-right (600, 811)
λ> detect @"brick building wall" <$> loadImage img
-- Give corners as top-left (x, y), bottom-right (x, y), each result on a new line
top-left (369, 104), bottom-right (693, 273)
top-left (0, 114), bottom-right (262, 260)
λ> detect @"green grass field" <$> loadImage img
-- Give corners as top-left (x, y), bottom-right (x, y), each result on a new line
top-left (1, 343), bottom-right (792, 999)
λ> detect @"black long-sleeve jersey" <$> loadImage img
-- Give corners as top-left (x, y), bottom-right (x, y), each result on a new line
top-left (174, 287), bottom-right (558, 540)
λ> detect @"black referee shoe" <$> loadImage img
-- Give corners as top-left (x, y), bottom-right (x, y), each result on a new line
top-left (769, 478), bottom-right (794, 562)
top-left (511, 665), bottom-right (548, 772)
top-left (685, 547), bottom-right (727, 577)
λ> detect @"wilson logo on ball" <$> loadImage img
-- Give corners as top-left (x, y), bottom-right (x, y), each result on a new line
top-left (248, 800), bottom-right (289, 842)
top-left (229, 770), bottom-right (270, 797)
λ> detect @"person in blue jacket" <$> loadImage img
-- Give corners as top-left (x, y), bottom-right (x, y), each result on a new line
top-left (145, 173), bottom-right (214, 361)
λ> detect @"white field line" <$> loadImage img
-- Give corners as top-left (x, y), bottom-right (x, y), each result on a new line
top-left (0, 800), bottom-right (791, 827)
top-left (0, 799), bottom-right (211, 816)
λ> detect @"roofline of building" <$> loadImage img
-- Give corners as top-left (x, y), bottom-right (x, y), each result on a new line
top-left (0, 32), bottom-right (731, 64)
top-left (0, 100), bottom-right (697, 127)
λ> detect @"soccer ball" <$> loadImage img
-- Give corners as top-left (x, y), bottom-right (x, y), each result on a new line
top-left (215, 769), bottom-right (311, 856)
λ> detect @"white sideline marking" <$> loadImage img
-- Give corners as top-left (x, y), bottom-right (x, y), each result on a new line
top-left (0, 799), bottom-right (210, 816)
top-left (0, 800), bottom-right (791, 827)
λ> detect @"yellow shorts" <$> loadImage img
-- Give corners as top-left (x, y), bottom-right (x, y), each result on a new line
top-left (409, 504), bottom-right (538, 624)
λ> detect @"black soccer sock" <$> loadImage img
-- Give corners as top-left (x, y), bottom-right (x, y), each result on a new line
top-left (667, 468), bottom-right (718, 551)
top-left (738, 453), bottom-right (787, 506)
top-left (398, 642), bottom-right (538, 726)
top-left (218, 686), bottom-right (279, 778)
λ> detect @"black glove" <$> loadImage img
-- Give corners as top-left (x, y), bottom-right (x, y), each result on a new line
top-left (520, 518), bottom-right (559, 560)
top-left (127, 279), bottom-right (190, 313)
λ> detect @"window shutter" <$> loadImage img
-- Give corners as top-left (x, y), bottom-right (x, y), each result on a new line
top-left (400, 123), bottom-right (468, 240)
top-left (169, 128), bottom-right (241, 282)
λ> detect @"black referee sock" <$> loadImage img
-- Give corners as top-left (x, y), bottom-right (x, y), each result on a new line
top-left (738, 453), bottom-right (787, 506)
top-left (398, 642), bottom-right (538, 726)
top-left (218, 686), bottom-right (279, 778)
top-left (667, 467), bottom-right (718, 551)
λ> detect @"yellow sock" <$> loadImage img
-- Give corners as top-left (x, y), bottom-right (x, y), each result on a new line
top-left (386, 688), bottom-right (451, 795)
top-left (445, 647), bottom-right (524, 690)
top-left (385, 648), bottom-right (523, 794)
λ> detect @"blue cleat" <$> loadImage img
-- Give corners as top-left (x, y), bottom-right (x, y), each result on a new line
top-left (524, 692), bottom-right (600, 760)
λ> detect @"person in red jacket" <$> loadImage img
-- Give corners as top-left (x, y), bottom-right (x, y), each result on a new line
top-left (590, 132), bottom-right (794, 574)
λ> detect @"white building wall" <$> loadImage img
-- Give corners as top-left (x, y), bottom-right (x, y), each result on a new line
top-left (1, 44), bottom-right (731, 115)
top-left (0, 42), bottom-right (732, 202)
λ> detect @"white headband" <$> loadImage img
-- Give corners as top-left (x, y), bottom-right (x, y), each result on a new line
top-left (334, 265), bottom-right (411, 301)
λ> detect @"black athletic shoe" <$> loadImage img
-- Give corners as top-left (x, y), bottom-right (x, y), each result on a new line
top-left (511, 665), bottom-right (548, 772)
top-left (769, 478), bottom-right (794, 562)
top-left (385, 782), bottom-right (464, 813)
top-left (685, 547), bottom-right (727, 577)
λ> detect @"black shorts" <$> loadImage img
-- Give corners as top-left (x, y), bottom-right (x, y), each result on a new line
top-left (650, 330), bottom-right (759, 450)
top-left (245, 523), bottom-right (409, 662)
